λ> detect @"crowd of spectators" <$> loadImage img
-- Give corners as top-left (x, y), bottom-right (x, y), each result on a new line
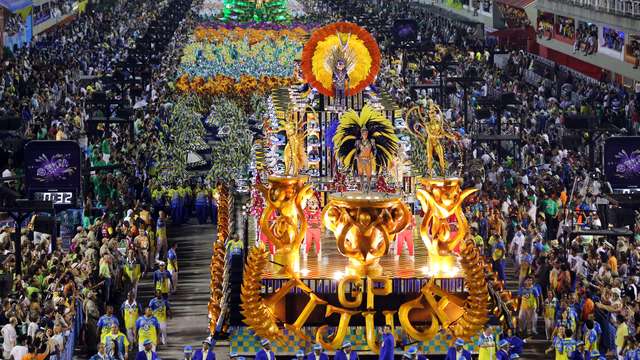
top-left (629, 38), bottom-right (640, 69)
top-left (536, 16), bottom-right (554, 40)
top-left (574, 23), bottom-right (598, 55)
top-left (32, 0), bottom-right (75, 25)
top-left (556, 16), bottom-right (575, 39)
top-left (536, 17), bottom-right (599, 56)
top-left (4, 13), bottom-right (26, 36)
top-left (497, 3), bottom-right (531, 28)
top-left (0, 0), bottom-right (202, 357)
top-left (602, 27), bottom-right (625, 52)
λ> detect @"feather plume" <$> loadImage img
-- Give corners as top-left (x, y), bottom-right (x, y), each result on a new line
top-left (333, 105), bottom-right (399, 173)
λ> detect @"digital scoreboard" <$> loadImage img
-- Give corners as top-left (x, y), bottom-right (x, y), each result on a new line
top-left (24, 141), bottom-right (82, 209)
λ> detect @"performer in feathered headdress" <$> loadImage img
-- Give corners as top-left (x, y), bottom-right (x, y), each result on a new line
top-left (301, 22), bottom-right (381, 104)
top-left (333, 105), bottom-right (399, 192)
top-left (328, 33), bottom-right (354, 108)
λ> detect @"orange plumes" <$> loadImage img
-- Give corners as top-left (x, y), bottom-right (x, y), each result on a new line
top-left (301, 22), bottom-right (381, 97)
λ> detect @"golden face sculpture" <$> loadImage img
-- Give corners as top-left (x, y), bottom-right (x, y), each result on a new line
top-left (417, 178), bottom-right (477, 255)
top-left (323, 193), bottom-right (410, 276)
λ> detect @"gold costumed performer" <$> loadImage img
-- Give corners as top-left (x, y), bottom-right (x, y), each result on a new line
top-left (406, 100), bottom-right (460, 177)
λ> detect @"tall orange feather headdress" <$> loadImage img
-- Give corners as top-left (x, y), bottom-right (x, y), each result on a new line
top-left (301, 22), bottom-right (381, 97)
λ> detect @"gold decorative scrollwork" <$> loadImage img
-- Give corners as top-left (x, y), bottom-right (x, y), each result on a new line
top-left (315, 306), bottom-right (358, 350)
top-left (240, 181), bottom-right (489, 349)
top-left (257, 175), bottom-right (314, 274)
top-left (322, 193), bottom-right (411, 276)
top-left (416, 178), bottom-right (477, 255)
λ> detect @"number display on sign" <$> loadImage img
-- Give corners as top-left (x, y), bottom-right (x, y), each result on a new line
top-left (33, 191), bottom-right (74, 205)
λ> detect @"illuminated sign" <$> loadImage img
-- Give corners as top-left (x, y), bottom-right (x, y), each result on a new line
top-left (24, 141), bottom-right (81, 208)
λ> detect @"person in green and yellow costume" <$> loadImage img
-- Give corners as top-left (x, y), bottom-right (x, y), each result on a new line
top-left (121, 291), bottom-right (141, 345)
top-left (226, 236), bottom-right (244, 256)
top-left (209, 187), bottom-right (218, 225)
top-left (169, 187), bottom-right (181, 227)
top-left (156, 210), bottom-right (168, 262)
top-left (195, 186), bottom-right (209, 225)
top-left (152, 188), bottom-right (165, 214)
top-left (124, 249), bottom-right (142, 295)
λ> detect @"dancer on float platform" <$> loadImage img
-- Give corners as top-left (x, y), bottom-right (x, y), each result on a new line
top-left (333, 105), bottom-right (399, 193)
top-left (329, 33), bottom-right (352, 109)
top-left (304, 195), bottom-right (322, 256)
top-left (355, 128), bottom-right (376, 192)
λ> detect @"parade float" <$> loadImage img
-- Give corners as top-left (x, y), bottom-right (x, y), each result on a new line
top-left (176, 3), bottom-right (515, 354)
top-left (224, 22), bottom-right (514, 356)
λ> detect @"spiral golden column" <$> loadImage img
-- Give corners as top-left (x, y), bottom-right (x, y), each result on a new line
top-left (257, 175), bottom-right (314, 275)
top-left (322, 192), bottom-right (411, 277)
top-left (208, 184), bottom-right (230, 333)
top-left (240, 246), bottom-right (284, 341)
top-left (449, 237), bottom-right (490, 339)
